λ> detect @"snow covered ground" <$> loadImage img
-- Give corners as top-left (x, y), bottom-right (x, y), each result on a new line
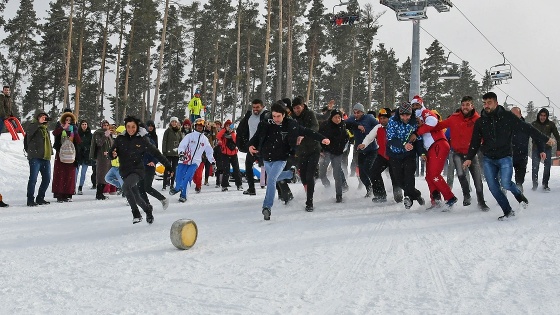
top-left (1, 130), bottom-right (560, 314)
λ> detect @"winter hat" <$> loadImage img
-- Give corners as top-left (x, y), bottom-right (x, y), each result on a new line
top-left (146, 120), bottom-right (156, 128)
top-left (224, 119), bottom-right (232, 127)
top-left (353, 103), bottom-right (365, 113)
top-left (399, 102), bottom-right (413, 115)
top-left (410, 95), bottom-right (423, 105)
top-left (378, 107), bottom-right (392, 119)
top-left (170, 116), bottom-right (179, 123)
top-left (183, 118), bottom-right (192, 126)
top-left (330, 109), bottom-right (343, 120)
top-left (63, 108), bottom-right (73, 113)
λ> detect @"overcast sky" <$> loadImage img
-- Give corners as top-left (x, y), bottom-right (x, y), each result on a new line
top-left (7, 0), bottom-right (560, 116)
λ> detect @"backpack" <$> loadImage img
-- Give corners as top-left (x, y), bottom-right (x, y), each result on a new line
top-left (59, 131), bottom-right (76, 163)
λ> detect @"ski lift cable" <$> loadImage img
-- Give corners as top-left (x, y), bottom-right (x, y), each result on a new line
top-left (453, 3), bottom-right (558, 108)
top-left (419, 26), bottom-right (525, 106)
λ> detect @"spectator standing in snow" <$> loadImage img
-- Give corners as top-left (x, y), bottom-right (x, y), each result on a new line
top-left (216, 119), bottom-right (244, 191)
top-left (25, 110), bottom-right (53, 207)
top-left (52, 112), bottom-right (82, 202)
top-left (530, 107), bottom-right (560, 191)
top-left (91, 120), bottom-right (113, 200)
top-left (161, 117), bottom-right (183, 191)
top-left (75, 119), bottom-right (93, 195)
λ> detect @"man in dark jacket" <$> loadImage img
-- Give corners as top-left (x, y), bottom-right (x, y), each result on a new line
top-left (511, 107), bottom-right (539, 193)
top-left (161, 117), bottom-right (183, 190)
top-left (464, 92), bottom-right (554, 220)
top-left (248, 101), bottom-right (330, 220)
top-left (531, 107), bottom-right (560, 191)
top-left (236, 99), bottom-right (269, 195)
top-left (291, 97), bottom-right (322, 211)
top-left (0, 85), bottom-right (12, 135)
top-left (345, 103), bottom-right (379, 197)
top-left (318, 109), bottom-right (349, 203)
top-left (110, 116), bottom-right (172, 224)
top-left (25, 110), bottom-right (53, 206)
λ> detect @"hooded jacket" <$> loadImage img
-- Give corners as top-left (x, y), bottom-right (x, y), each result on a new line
top-left (467, 105), bottom-right (549, 160)
top-left (292, 105), bottom-right (322, 156)
top-left (25, 110), bottom-right (53, 160)
top-left (531, 108), bottom-right (560, 148)
top-left (318, 114), bottom-right (349, 156)
top-left (162, 124), bottom-right (184, 156)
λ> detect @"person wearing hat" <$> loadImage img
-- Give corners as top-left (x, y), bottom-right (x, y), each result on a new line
top-left (161, 117), bottom-right (184, 190)
top-left (357, 108), bottom-right (402, 203)
top-left (187, 89), bottom-right (204, 123)
top-left (411, 95), bottom-right (458, 210)
top-left (170, 118), bottom-right (215, 203)
top-left (236, 99), bottom-right (270, 195)
top-left (110, 116), bottom-right (172, 224)
top-left (25, 110), bottom-right (54, 206)
top-left (216, 119), bottom-right (244, 191)
top-left (181, 118), bottom-right (192, 136)
top-left (386, 102), bottom-right (426, 209)
top-left (318, 109), bottom-right (350, 203)
top-left (345, 102), bottom-right (379, 197)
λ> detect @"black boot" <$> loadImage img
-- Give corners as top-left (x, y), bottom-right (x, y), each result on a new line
top-left (96, 184), bottom-right (107, 200)
top-left (477, 192), bottom-right (489, 211)
top-left (305, 199), bottom-right (314, 212)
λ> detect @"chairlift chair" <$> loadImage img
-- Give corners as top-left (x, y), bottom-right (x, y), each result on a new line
top-left (439, 52), bottom-right (461, 80)
top-left (329, 0), bottom-right (360, 27)
top-left (490, 52), bottom-right (512, 84)
top-left (396, 7), bottom-right (428, 21)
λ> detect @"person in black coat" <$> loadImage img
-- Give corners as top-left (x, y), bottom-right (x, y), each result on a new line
top-left (464, 92), bottom-right (554, 220)
top-left (110, 116), bottom-right (172, 224)
top-left (76, 119), bottom-right (93, 194)
top-left (248, 101), bottom-right (330, 219)
top-left (510, 107), bottom-right (543, 192)
top-left (318, 109), bottom-right (349, 202)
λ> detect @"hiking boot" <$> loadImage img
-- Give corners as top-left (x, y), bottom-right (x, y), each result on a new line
top-left (0, 201), bottom-right (8, 207)
top-left (262, 207), bottom-right (271, 220)
top-left (27, 200), bottom-right (38, 207)
top-left (417, 196), bottom-right (425, 206)
top-left (133, 217), bottom-right (143, 224)
top-left (403, 197), bottom-right (413, 209)
top-left (498, 210), bottom-right (515, 221)
top-left (543, 186), bottom-right (551, 192)
top-left (364, 186), bottom-right (373, 198)
top-left (237, 185), bottom-right (243, 191)
top-left (77, 186), bottom-right (83, 195)
top-left (146, 207), bottom-right (154, 224)
top-left (463, 194), bottom-right (471, 206)
top-left (169, 188), bottom-right (179, 195)
top-left (36, 199), bottom-right (50, 205)
top-left (160, 198), bottom-right (169, 210)
top-left (96, 195), bottom-right (108, 200)
top-left (515, 193), bottom-right (529, 209)
top-left (243, 189), bottom-right (256, 196)
top-left (305, 200), bottom-right (314, 212)
top-left (372, 195), bottom-right (387, 203)
top-left (394, 189), bottom-right (403, 203)
top-left (336, 195), bottom-right (343, 203)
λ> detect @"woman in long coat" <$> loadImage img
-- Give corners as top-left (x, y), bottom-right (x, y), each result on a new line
top-left (52, 112), bottom-right (82, 202)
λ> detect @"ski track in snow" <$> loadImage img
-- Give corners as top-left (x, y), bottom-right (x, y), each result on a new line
top-left (2, 132), bottom-right (560, 314)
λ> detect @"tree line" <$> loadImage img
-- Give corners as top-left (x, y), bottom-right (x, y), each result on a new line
top-left (1, 0), bottom-right (517, 127)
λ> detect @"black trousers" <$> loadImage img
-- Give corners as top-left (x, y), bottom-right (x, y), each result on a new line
top-left (123, 173), bottom-right (152, 219)
top-left (357, 150), bottom-right (378, 188)
top-left (139, 166), bottom-right (166, 204)
top-left (389, 154), bottom-right (422, 202)
top-left (298, 152), bottom-right (320, 203)
top-left (370, 155), bottom-right (394, 197)
top-left (245, 153), bottom-right (262, 190)
top-left (513, 155), bottom-right (528, 185)
top-left (220, 154), bottom-right (243, 188)
top-left (163, 156), bottom-right (179, 188)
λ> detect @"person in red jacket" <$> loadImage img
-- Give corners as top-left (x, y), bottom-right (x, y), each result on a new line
top-left (433, 96), bottom-right (489, 210)
top-left (412, 95), bottom-right (457, 210)
top-left (216, 120), bottom-right (243, 191)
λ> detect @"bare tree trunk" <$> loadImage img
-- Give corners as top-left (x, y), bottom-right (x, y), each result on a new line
top-left (211, 39), bottom-right (219, 121)
top-left (221, 49), bottom-right (230, 122)
top-left (63, 0), bottom-right (74, 109)
top-left (261, 0), bottom-right (272, 101)
top-left (245, 35), bottom-right (251, 112)
top-left (275, 0), bottom-right (283, 100)
top-left (96, 5), bottom-right (110, 121)
top-left (233, 0), bottom-right (241, 122)
top-left (142, 46), bottom-right (151, 122)
top-left (74, 14), bottom-right (85, 118)
top-left (151, 0), bottom-right (170, 121)
top-left (114, 0), bottom-right (125, 122)
top-left (305, 44), bottom-right (316, 107)
top-left (367, 48), bottom-right (372, 110)
top-left (285, 0), bottom-right (293, 99)
top-left (123, 21), bottom-right (135, 119)
top-left (349, 36), bottom-right (356, 108)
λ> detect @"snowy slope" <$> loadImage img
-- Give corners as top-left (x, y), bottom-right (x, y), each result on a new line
top-left (1, 131), bottom-right (560, 314)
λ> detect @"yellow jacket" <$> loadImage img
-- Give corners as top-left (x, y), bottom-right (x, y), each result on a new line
top-left (188, 96), bottom-right (203, 115)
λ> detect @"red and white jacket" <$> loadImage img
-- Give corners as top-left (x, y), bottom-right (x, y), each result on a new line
top-left (416, 107), bottom-right (447, 150)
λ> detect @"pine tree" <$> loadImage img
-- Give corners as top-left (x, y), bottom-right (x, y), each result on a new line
top-left (398, 57), bottom-right (411, 104)
top-left (304, 0), bottom-right (327, 108)
top-left (372, 44), bottom-right (399, 110)
top-left (420, 40), bottom-right (446, 109)
top-left (1, 0), bottom-right (39, 117)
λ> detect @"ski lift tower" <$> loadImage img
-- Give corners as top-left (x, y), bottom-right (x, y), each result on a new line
top-left (380, 0), bottom-right (453, 100)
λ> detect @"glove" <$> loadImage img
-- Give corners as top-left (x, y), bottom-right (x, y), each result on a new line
top-left (138, 127), bottom-right (148, 137)
top-left (68, 125), bottom-right (73, 132)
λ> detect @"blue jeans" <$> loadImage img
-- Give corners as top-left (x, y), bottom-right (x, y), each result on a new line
top-left (75, 163), bottom-right (89, 187)
top-left (175, 163), bottom-right (199, 198)
top-left (483, 156), bottom-right (522, 214)
top-left (263, 161), bottom-right (293, 209)
top-left (27, 158), bottom-right (51, 202)
top-left (531, 147), bottom-right (552, 186)
top-left (104, 167), bottom-right (124, 189)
